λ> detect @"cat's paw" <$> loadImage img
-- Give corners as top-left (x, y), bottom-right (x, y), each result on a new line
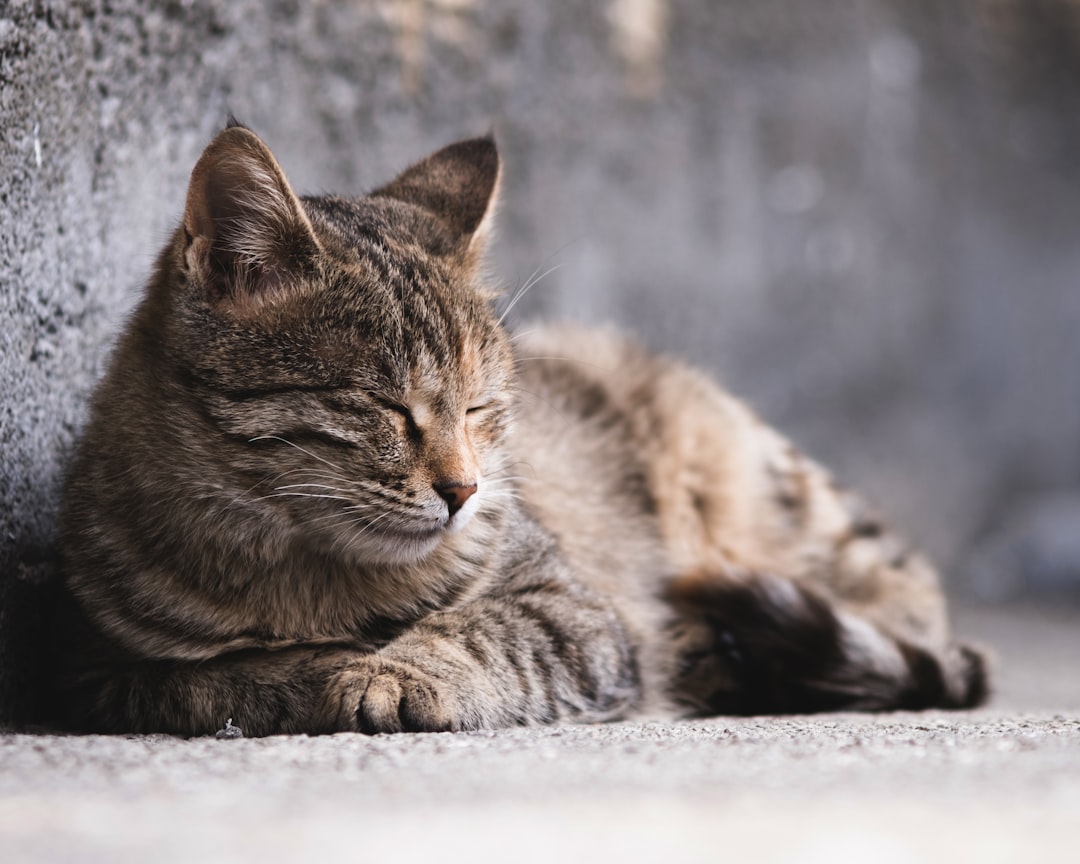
top-left (327, 657), bottom-right (457, 734)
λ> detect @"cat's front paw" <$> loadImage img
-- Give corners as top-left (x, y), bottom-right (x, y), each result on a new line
top-left (327, 657), bottom-right (457, 734)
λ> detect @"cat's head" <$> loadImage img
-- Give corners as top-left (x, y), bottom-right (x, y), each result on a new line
top-left (156, 123), bottom-right (515, 565)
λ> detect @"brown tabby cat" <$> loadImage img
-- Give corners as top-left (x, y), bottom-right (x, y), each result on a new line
top-left (55, 121), bottom-right (987, 736)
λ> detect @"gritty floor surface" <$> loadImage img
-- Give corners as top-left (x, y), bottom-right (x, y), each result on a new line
top-left (2, 604), bottom-right (1078, 864)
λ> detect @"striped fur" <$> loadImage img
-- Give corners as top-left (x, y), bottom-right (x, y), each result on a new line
top-left (55, 126), bottom-right (987, 736)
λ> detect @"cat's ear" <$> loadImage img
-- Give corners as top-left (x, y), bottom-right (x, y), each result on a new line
top-left (182, 125), bottom-right (319, 312)
top-left (373, 135), bottom-right (500, 257)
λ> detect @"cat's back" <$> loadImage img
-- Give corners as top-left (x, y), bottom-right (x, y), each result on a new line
top-left (509, 325), bottom-right (750, 587)
top-left (510, 325), bottom-right (849, 585)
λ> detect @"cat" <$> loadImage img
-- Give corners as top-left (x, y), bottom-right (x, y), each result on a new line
top-left (54, 120), bottom-right (988, 736)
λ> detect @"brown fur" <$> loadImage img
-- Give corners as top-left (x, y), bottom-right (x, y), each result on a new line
top-left (55, 125), bottom-right (987, 736)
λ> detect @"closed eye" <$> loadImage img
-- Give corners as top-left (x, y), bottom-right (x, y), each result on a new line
top-left (466, 403), bottom-right (492, 415)
top-left (382, 401), bottom-right (412, 420)
top-left (377, 399), bottom-right (421, 439)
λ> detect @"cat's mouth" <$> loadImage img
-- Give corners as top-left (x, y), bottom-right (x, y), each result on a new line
top-left (383, 522), bottom-right (444, 541)
top-left (385, 509), bottom-right (472, 540)
top-left (354, 504), bottom-right (478, 564)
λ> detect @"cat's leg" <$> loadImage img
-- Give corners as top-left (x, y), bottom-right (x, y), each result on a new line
top-left (66, 569), bottom-right (641, 735)
top-left (660, 460), bottom-right (990, 715)
top-left (59, 545), bottom-right (640, 736)
top-left (734, 436), bottom-right (989, 712)
top-left (323, 571), bottom-right (642, 733)
top-left (61, 645), bottom-right (383, 736)
top-left (651, 377), bottom-right (988, 714)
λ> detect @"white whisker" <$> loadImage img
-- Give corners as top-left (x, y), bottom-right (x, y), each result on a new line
top-left (254, 492), bottom-right (355, 503)
top-left (480, 491), bottom-right (522, 503)
top-left (249, 435), bottom-right (347, 474)
top-left (514, 355), bottom-right (618, 374)
top-left (295, 502), bottom-right (384, 529)
top-left (498, 262), bottom-right (567, 326)
top-left (275, 483), bottom-right (353, 493)
top-left (497, 236), bottom-right (585, 327)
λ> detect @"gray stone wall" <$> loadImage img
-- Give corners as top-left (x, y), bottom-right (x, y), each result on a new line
top-left (3, 0), bottom-right (1078, 725)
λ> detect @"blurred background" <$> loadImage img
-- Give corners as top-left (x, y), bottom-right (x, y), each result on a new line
top-left (1, 0), bottom-right (1078, 726)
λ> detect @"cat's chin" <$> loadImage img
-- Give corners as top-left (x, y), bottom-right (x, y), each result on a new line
top-left (349, 530), bottom-right (442, 566)
top-left (337, 521), bottom-right (458, 567)
top-left (354, 505), bottom-right (481, 565)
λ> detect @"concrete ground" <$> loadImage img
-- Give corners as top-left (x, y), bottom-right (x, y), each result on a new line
top-left (2, 604), bottom-right (1078, 864)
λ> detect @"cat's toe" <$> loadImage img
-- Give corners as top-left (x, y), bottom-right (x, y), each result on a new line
top-left (346, 660), bottom-right (454, 734)
top-left (354, 668), bottom-right (405, 733)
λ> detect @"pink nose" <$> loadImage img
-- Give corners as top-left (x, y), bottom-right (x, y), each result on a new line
top-left (434, 482), bottom-right (477, 517)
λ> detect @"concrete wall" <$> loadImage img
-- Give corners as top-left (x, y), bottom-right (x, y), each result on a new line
top-left (3, 0), bottom-right (1079, 725)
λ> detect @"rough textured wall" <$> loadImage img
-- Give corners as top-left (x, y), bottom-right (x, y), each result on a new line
top-left (2, 0), bottom-right (1079, 726)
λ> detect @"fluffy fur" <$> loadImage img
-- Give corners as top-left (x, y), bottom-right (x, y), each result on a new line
top-left (55, 125), bottom-right (988, 735)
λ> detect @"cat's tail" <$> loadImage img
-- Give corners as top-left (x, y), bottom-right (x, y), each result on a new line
top-left (667, 573), bottom-right (989, 715)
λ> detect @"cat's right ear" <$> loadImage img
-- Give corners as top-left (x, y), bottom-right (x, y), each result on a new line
top-left (182, 126), bottom-right (319, 314)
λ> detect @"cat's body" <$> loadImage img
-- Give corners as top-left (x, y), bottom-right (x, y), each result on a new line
top-left (56, 124), bottom-right (986, 735)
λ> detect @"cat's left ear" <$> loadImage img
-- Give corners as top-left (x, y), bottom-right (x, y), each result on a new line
top-left (373, 135), bottom-right (500, 258)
